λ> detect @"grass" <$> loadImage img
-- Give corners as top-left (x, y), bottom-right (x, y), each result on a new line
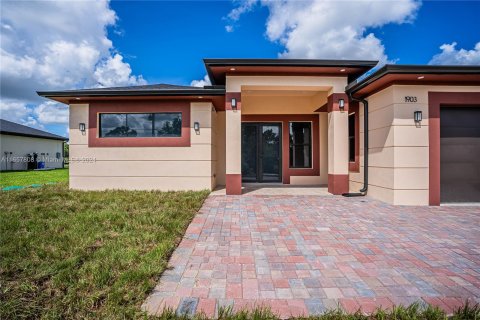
top-left (155, 302), bottom-right (480, 320)
top-left (0, 183), bottom-right (209, 319)
top-left (0, 168), bottom-right (68, 187)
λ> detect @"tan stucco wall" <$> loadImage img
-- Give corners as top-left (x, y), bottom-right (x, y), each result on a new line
top-left (69, 102), bottom-right (216, 191)
top-left (227, 76), bottom-right (348, 94)
top-left (215, 111), bottom-right (226, 186)
top-left (242, 93), bottom-right (327, 115)
top-left (0, 134), bottom-right (64, 171)
top-left (349, 85), bottom-right (480, 205)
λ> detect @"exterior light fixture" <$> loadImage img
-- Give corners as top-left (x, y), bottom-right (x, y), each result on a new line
top-left (414, 111), bottom-right (422, 122)
top-left (194, 121), bottom-right (200, 133)
top-left (231, 98), bottom-right (237, 110)
top-left (417, 76), bottom-right (425, 80)
top-left (340, 68), bottom-right (346, 72)
top-left (79, 123), bottom-right (86, 132)
top-left (230, 68), bottom-right (236, 71)
top-left (338, 99), bottom-right (345, 111)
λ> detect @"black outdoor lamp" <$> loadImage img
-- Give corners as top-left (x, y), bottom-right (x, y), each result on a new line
top-left (231, 98), bottom-right (237, 110)
top-left (79, 123), bottom-right (86, 132)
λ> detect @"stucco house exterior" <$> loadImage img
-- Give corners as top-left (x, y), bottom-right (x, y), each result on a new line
top-left (37, 59), bottom-right (480, 205)
top-left (0, 119), bottom-right (67, 171)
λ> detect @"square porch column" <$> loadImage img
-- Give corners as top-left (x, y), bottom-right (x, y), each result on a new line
top-left (327, 93), bottom-right (349, 195)
top-left (225, 93), bottom-right (242, 195)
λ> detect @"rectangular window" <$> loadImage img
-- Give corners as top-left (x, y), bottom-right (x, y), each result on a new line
top-left (289, 122), bottom-right (312, 168)
top-left (99, 112), bottom-right (182, 138)
top-left (348, 113), bottom-right (355, 162)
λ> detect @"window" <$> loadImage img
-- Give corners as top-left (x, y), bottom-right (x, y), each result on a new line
top-left (348, 113), bottom-right (355, 162)
top-left (289, 122), bottom-right (312, 168)
top-left (99, 113), bottom-right (182, 138)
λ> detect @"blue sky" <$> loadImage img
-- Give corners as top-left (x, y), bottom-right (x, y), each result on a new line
top-left (109, 1), bottom-right (480, 86)
top-left (1, 0), bottom-right (479, 137)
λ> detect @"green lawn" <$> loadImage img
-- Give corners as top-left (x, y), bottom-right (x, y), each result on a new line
top-left (0, 183), bottom-right (209, 319)
top-left (0, 168), bottom-right (69, 188)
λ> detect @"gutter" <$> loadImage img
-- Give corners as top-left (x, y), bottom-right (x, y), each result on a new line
top-left (342, 93), bottom-right (368, 197)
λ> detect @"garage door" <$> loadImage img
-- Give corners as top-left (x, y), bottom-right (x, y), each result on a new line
top-left (440, 107), bottom-right (480, 203)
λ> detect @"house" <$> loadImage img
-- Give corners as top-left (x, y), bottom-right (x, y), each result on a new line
top-left (0, 119), bottom-right (67, 171)
top-left (37, 59), bottom-right (480, 205)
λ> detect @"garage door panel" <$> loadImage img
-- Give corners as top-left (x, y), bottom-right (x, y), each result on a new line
top-left (440, 107), bottom-right (480, 203)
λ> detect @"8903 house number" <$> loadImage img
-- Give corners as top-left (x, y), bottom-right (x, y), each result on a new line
top-left (405, 96), bottom-right (418, 103)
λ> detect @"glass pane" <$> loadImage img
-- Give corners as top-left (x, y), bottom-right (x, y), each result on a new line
top-left (154, 113), bottom-right (182, 137)
top-left (348, 114), bottom-right (355, 162)
top-left (289, 122), bottom-right (312, 168)
top-left (262, 125), bottom-right (281, 181)
top-left (289, 145), bottom-right (311, 168)
top-left (290, 122), bottom-right (310, 145)
top-left (126, 113), bottom-right (153, 137)
top-left (241, 125), bottom-right (257, 181)
top-left (100, 114), bottom-right (128, 137)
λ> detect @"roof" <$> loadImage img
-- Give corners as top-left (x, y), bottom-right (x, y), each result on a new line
top-left (346, 64), bottom-right (480, 98)
top-left (37, 83), bottom-right (226, 108)
top-left (0, 119), bottom-right (67, 141)
top-left (37, 83), bottom-right (225, 99)
top-left (204, 58), bottom-right (379, 85)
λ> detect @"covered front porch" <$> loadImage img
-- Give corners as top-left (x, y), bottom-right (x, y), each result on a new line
top-left (220, 79), bottom-right (356, 196)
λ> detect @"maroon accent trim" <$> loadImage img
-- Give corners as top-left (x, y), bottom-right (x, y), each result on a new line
top-left (328, 174), bottom-right (349, 195)
top-left (327, 93), bottom-right (349, 112)
top-left (241, 114), bottom-right (320, 184)
top-left (226, 174), bottom-right (242, 195)
top-left (226, 92), bottom-right (241, 111)
top-left (88, 101), bottom-right (191, 147)
top-left (348, 102), bottom-right (360, 172)
top-left (428, 92), bottom-right (480, 206)
top-left (314, 102), bottom-right (328, 113)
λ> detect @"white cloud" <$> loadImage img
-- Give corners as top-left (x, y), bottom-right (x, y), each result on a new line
top-left (94, 54), bottom-right (146, 87)
top-left (190, 74), bottom-right (211, 87)
top-left (0, 100), bottom-right (31, 122)
top-left (33, 101), bottom-right (69, 125)
top-left (226, 0), bottom-right (420, 62)
top-left (0, 0), bottom-right (146, 133)
top-left (429, 42), bottom-right (480, 65)
top-left (225, 0), bottom-right (257, 32)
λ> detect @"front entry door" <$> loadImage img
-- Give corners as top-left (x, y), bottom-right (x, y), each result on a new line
top-left (241, 123), bottom-right (282, 182)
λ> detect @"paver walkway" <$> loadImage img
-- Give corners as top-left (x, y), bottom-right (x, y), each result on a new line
top-left (143, 194), bottom-right (480, 318)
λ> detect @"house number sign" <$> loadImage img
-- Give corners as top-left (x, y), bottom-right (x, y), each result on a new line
top-left (405, 96), bottom-right (418, 103)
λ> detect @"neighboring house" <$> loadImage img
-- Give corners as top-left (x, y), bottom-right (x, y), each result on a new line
top-left (0, 119), bottom-right (67, 171)
top-left (37, 59), bottom-right (480, 205)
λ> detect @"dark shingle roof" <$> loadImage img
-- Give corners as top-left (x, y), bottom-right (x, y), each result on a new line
top-left (0, 119), bottom-right (67, 141)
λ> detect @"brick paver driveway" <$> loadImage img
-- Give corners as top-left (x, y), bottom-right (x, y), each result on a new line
top-left (143, 194), bottom-right (480, 318)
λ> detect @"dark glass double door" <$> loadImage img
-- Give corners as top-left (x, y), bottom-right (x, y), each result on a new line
top-left (241, 123), bottom-right (282, 182)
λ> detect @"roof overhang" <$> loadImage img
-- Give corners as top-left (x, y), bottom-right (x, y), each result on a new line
top-left (0, 131), bottom-right (67, 141)
top-left (204, 59), bottom-right (378, 85)
top-left (346, 65), bottom-right (480, 98)
top-left (37, 87), bottom-right (226, 110)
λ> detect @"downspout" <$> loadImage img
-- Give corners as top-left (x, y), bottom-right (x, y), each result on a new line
top-left (342, 93), bottom-right (368, 197)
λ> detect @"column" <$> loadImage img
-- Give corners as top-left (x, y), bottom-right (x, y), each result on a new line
top-left (327, 93), bottom-right (349, 195)
top-left (225, 92), bottom-right (242, 195)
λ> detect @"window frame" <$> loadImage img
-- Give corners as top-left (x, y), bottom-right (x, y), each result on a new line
top-left (348, 103), bottom-right (360, 172)
top-left (98, 112), bottom-right (182, 138)
top-left (288, 121), bottom-right (313, 169)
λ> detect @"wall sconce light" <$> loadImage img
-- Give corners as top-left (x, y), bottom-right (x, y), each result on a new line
top-left (194, 121), bottom-right (200, 134)
top-left (338, 99), bottom-right (345, 111)
top-left (79, 123), bottom-right (86, 132)
top-left (231, 98), bottom-right (237, 110)
top-left (414, 111), bottom-right (422, 123)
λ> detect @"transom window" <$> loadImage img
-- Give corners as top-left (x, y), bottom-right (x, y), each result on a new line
top-left (289, 122), bottom-right (312, 168)
top-left (99, 113), bottom-right (182, 138)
